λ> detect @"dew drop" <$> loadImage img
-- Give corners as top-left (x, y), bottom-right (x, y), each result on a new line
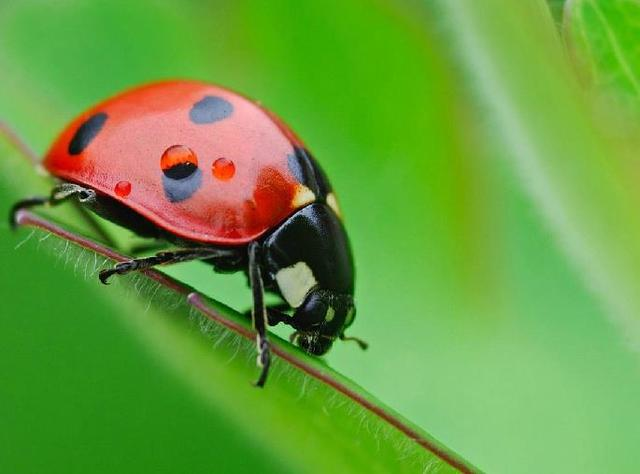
top-left (161, 145), bottom-right (199, 179)
top-left (114, 180), bottom-right (132, 198)
top-left (212, 157), bottom-right (235, 181)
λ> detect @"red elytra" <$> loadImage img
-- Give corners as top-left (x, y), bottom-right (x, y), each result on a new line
top-left (44, 80), bottom-right (313, 244)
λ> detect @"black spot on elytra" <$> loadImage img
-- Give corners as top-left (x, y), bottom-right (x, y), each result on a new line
top-left (189, 96), bottom-right (233, 124)
top-left (162, 162), bottom-right (198, 180)
top-left (68, 112), bottom-right (108, 155)
top-left (287, 147), bottom-right (331, 199)
top-left (162, 169), bottom-right (203, 203)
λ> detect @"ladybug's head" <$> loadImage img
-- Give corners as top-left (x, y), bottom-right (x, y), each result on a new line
top-left (293, 289), bottom-right (355, 355)
top-left (261, 202), bottom-right (358, 356)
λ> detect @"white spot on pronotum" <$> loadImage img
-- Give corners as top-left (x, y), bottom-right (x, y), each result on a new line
top-left (292, 184), bottom-right (315, 208)
top-left (275, 261), bottom-right (317, 308)
top-left (325, 306), bottom-right (335, 322)
top-left (326, 192), bottom-right (341, 218)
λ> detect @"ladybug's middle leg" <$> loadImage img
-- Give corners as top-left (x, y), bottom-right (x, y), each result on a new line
top-left (98, 247), bottom-right (237, 284)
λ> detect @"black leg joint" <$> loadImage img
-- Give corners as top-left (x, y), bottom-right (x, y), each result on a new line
top-left (99, 262), bottom-right (133, 285)
top-left (254, 337), bottom-right (271, 388)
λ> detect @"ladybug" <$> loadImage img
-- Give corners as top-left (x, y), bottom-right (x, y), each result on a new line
top-left (10, 80), bottom-right (366, 386)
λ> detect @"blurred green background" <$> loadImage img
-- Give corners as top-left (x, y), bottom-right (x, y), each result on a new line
top-left (2, 0), bottom-right (640, 473)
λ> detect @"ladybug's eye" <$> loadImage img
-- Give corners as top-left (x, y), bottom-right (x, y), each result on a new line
top-left (161, 145), bottom-right (199, 179)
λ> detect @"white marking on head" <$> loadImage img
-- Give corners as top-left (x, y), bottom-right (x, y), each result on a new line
top-left (292, 185), bottom-right (316, 208)
top-left (275, 261), bottom-right (317, 308)
top-left (326, 193), bottom-right (341, 218)
top-left (325, 306), bottom-right (335, 322)
top-left (344, 307), bottom-right (355, 326)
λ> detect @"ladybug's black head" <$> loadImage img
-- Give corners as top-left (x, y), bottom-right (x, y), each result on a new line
top-left (261, 202), bottom-right (357, 356)
top-left (293, 289), bottom-right (355, 355)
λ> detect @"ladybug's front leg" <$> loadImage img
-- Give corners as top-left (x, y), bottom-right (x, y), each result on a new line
top-left (242, 303), bottom-right (291, 326)
top-left (248, 242), bottom-right (271, 388)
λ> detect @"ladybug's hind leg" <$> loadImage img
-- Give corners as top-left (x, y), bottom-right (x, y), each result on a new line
top-left (11, 179), bottom-right (115, 247)
top-left (248, 242), bottom-right (271, 388)
top-left (10, 183), bottom-right (96, 229)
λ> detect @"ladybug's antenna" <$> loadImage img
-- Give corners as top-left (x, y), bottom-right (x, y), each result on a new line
top-left (340, 334), bottom-right (368, 351)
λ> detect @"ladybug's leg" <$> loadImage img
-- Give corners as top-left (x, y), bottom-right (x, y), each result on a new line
top-left (129, 241), bottom-right (170, 256)
top-left (1, 122), bottom-right (115, 245)
top-left (265, 305), bottom-right (292, 326)
top-left (98, 248), bottom-right (236, 284)
top-left (248, 242), bottom-right (271, 388)
top-left (10, 183), bottom-right (96, 229)
top-left (242, 303), bottom-right (291, 326)
top-left (9, 196), bottom-right (49, 227)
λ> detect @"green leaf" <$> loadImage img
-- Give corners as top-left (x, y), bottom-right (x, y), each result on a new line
top-left (548, 0), bottom-right (568, 24)
top-left (1, 135), bottom-right (476, 474)
top-left (436, 0), bottom-right (640, 348)
top-left (1, 2), bottom-right (483, 472)
top-left (565, 0), bottom-right (640, 113)
top-left (432, 0), bottom-right (640, 470)
top-left (0, 2), bottom-right (477, 471)
top-left (7, 0), bottom-right (640, 472)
